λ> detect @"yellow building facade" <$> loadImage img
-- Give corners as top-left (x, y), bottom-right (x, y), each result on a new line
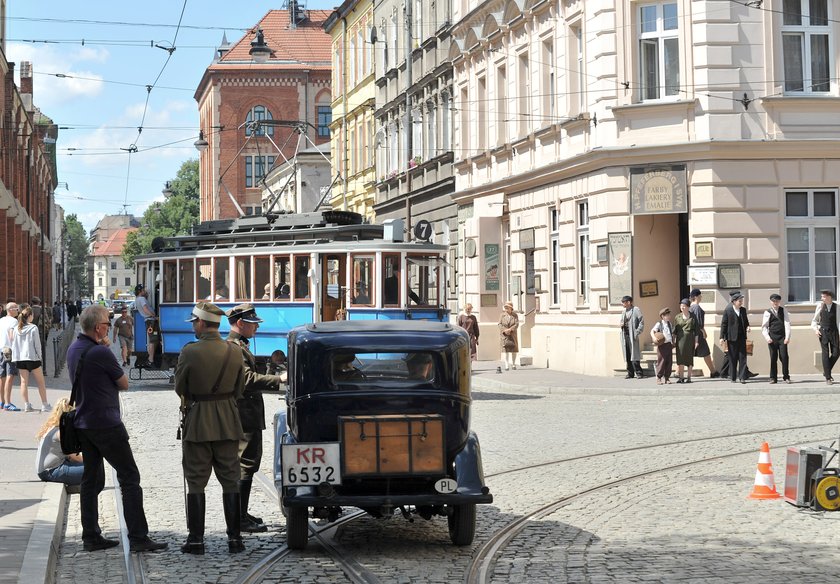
top-left (324, 0), bottom-right (376, 221)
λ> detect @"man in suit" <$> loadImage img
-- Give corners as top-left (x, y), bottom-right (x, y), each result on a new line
top-left (175, 302), bottom-right (246, 554)
top-left (720, 291), bottom-right (750, 384)
top-left (225, 303), bottom-right (285, 533)
top-left (762, 293), bottom-right (791, 384)
top-left (811, 289), bottom-right (840, 385)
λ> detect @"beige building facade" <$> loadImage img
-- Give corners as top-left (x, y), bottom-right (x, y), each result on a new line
top-left (452, 0), bottom-right (840, 376)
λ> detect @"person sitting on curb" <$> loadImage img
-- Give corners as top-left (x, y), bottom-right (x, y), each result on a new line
top-left (36, 399), bottom-right (84, 485)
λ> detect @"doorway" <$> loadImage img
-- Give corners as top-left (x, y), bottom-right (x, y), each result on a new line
top-left (321, 253), bottom-right (346, 322)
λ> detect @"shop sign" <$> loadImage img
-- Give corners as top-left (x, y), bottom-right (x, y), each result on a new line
top-left (484, 243), bottom-right (500, 291)
top-left (630, 166), bottom-right (687, 215)
top-left (608, 232), bottom-right (632, 305)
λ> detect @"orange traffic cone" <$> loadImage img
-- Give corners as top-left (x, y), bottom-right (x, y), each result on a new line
top-left (747, 442), bottom-right (781, 500)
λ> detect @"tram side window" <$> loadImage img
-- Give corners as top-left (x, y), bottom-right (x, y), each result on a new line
top-left (352, 256), bottom-right (374, 305)
top-left (294, 256), bottom-right (310, 300)
top-left (235, 257), bottom-right (252, 302)
top-left (212, 257), bottom-right (230, 301)
top-left (196, 258), bottom-right (212, 301)
top-left (407, 256), bottom-right (440, 307)
top-left (178, 259), bottom-right (195, 303)
top-left (255, 256), bottom-right (271, 301)
top-left (382, 254), bottom-right (400, 306)
top-left (162, 261), bottom-right (177, 303)
top-left (273, 256), bottom-right (291, 300)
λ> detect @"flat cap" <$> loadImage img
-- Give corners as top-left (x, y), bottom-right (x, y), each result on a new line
top-left (621, 295), bottom-right (633, 303)
top-left (658, 307), bottom-right (671, 317)
top-left (186, 301), bottom-right (224, 323)
top-left (770, 293), bottom-right (782, 301)
top-left (226, 303), bottom-right (263, 323)
top-left (689, 289), bottom-right (702, 298)
top-left (730, 291), bottom-right (744, 301)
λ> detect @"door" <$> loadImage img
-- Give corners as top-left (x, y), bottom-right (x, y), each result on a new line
top-left (322, 254), bottom-right (346, 322)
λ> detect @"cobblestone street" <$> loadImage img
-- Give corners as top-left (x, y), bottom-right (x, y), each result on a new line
top-left (48, 360), bottom-right (840, 583)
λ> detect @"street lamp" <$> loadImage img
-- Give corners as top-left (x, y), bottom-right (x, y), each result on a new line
top-left (162, 181), bottom-right (173, 199)
top-left (194, 130), bottom-right (209, 153)
top-left (249, 29), bottom-right (271, 63)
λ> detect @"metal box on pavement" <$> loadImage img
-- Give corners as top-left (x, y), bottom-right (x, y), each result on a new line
top-left (784, 447), bottom-right (825, 507)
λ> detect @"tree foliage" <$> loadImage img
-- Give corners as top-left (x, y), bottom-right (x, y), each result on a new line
top-left (122, 159), bottom-right (200, 267)
top-left (64, 213), bottom-right (89, 297)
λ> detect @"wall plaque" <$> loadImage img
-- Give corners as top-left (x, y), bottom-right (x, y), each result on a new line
top-left (519, 228), bottom-right (535, 250)
top-left (695, 241), bottom-right (713, 259)
top-left (718, 265), bottom-right (741, 289)
top-left (639, 280), bottom-right (658, 298)
top-left (630, 166), bottom-right (687, 215)
top-left (687, 266), bottom-right (717, 287)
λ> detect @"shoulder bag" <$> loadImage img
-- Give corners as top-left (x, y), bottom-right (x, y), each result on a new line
top-left (60, 344), bottom-right (94, 455)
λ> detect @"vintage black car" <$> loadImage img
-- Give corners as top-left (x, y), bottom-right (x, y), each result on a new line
top-left (273, 320), bottom-right (493, 549)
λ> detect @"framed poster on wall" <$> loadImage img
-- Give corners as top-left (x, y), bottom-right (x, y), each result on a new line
top-left (608, 232), bottom-right (632, 305)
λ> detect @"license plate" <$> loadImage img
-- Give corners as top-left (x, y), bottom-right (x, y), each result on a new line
top-left (282, 443), bottom-right (342, 486)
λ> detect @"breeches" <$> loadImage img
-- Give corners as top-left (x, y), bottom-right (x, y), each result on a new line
top-left (182, 439), bottom-right (240, 493)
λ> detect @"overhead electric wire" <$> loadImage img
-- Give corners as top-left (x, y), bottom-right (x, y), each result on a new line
top-left (5, 15), bottom-right (251, 31)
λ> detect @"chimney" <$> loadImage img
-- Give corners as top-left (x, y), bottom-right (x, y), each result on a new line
top-left (20, 61), bottom-right (33, 96)
top-left (289, 0), bottom-right (306, 29)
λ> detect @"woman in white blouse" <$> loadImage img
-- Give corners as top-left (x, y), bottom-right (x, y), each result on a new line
top-left (10, 306), bottom-right (50, 412)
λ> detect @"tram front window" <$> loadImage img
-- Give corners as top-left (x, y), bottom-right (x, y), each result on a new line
top-left (407, 256), bottom-right (441, 307)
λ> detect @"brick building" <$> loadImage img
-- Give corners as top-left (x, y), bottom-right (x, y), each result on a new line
top-left (194, 5), bottom-right (333, 221)
top-left (0, 4), bottom-right (59, 306)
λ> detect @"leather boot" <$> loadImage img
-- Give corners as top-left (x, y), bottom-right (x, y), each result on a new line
top-left (181, 493), bottom-right (205, 554)
top-left (223, 492), bottom-right (245, 553)
top-left (239, 479), bottom-right (267, 533)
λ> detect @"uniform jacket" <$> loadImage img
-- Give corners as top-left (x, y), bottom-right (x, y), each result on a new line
top-left (175, 330), bottom-right (245, 442)
top-left (720, 303), bottom-right (750, 342)
top-left (226, 331), bottom-right (283, 432)
top-left (619, 306), bottom-right (645, 361)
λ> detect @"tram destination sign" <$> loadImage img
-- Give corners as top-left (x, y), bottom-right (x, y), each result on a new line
top-left (630, 166), bottom-right (687, 215)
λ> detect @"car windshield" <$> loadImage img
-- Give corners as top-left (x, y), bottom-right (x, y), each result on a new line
top-left (330, 351), bottom-right (438, 387)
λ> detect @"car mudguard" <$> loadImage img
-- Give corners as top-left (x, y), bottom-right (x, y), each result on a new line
top-left (453, 431), bottom-right (488, 496)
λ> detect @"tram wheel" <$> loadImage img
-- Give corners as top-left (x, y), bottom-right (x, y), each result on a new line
top-left (448, 503), bottom-right (476, 546)
top-left (285, 505), bottom-right (309, 550)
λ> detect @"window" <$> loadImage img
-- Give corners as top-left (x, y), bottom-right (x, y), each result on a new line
top-left (441, 91), bottom-right (451, 152)
top-left (638, 2), bottom-right (679, 101)
top-left (477, 76), bottom-right (487, 151)
top-left (273, 256), bottom-right (292, 300)
top-left (179, 259), bottom-right (194, 303)
top-left (98, 277), bottom-right (103, 286)
top-left (577, 201), bottom-right (590, 303)
top-left (111, 277), bottom-right (117, 286)
top-left (518, 53), bottom-right (530, 137)
top-left (162, 261), bottom-right (177, 303)
top-left (110, 261), bottom-right (117, 270)
top-left (318, 105), bottom-right (332, 137)
top-left (98, 262), bottom-right (103, 270)
top-left (213, 257), bottom-right (230, 301)
top-left (294, 256), bottom-right (310, 300)
top-left (542, 39), bottom-right (555, 123)
top-left (255, 256), bottom-right (271, 300)
top-left (426, 101), bottom-right (436, 159)
top-left (497, 66), bottom-right (507, 144)
top-left (459, 86), bottom-right (469, 155)
top-left (412, 107), bottom-right (422, 161)
top-left (407, 256), bottom-right (440, 307)
top-left (245, 105), bottom-right (274, 136)
top-left (196, 258), bottom-right (211, 300)
top-left (550, 208), bottom-right (560, 305)
top-left (786, 189), bottom-right (838, 302)
top-left (569, 22), bottom-right (585, 114)
top-left (235, 257), bottom-right (252, 302)
top-left (352, 256), bottom-right (374, 305)
top-left (125, 277), bottom-right (131, 286)
top-left (388, 121), bottom-right (398, 174)
top-left (782, 0), bottom-right (830, 93)
top-left (382, 18), bottom-right (390, 71)
top-left (245, 155), bottom-right (275, 188)
top-left (414, 0), bottom-right (423, 46)
top-left (349, 34), bottom-right (356, 87)
top-left (383, 254), bottom-right (401, 306)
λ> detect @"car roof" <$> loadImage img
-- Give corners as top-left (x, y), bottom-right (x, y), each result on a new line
top-left (304, 321), bottom-right (453, 334)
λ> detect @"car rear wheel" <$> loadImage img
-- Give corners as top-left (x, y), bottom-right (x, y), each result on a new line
top-left (448, 503), bottom-right (476, 546)
top-left (284, 505), bottom-right (309, 550)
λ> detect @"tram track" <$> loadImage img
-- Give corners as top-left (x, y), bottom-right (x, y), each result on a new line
top-left (465, 426), bottom-right (839, 584)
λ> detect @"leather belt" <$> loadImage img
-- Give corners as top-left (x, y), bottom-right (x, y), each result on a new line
top-left (191, 391), bottom-right (235, 402)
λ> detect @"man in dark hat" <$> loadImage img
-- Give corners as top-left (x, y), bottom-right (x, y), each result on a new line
top-left (175, 301), bottom-right (246, 554)
top-left (762, 293), bottom-right (791, 384)
top-left (688, 289), bottom-right (719, 378)
top-left (811, 289), bottom-right (839, 385)
top-left (619, 295), bottom-right (645, 378)
top-left (720, 291), bottom-right (751, 383)
top-left (225, 303), bottom-right (285, 533)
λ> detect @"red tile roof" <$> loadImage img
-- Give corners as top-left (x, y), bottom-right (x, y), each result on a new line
top-left (92, 227), bottom-right (137, 257)
top-left (212, 9), bottom-right (332, 70)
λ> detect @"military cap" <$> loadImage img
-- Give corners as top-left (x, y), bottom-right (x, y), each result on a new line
top-left (621, 295), bottom-right (633, 303)
top-left (770, 293), bottom-right (782, 301)
top-left (689, 289), bottom-right (702, 298)
top-left (226, 303), bottom-right (263, 323)
top-left (186, 301), bottom-right (224, 323)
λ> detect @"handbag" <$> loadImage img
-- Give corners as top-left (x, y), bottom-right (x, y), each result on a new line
top-left (653, 331), bottom-right (666, 346)
top-left (745, 339), bottom-right (754, 356)
top-left (502, 334), bottom-right (515, 350)
top-left (60, 344), bottom-right (94, 455)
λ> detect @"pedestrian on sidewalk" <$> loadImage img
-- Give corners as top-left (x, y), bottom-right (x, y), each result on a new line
top-left (811, 289), bottom-right (839, 385)
top-left (36, 399), bottom-right (84, 485)
top-left (499, 301), bottom-right (519, 371)
top-left (52, 300), bottom-right (62, 331)
top-left (0, 302), bottom-right (21, 411)
top-left (10, 306), bottom-right (51, 412)
top-left (689, 289), bottom-right (719, 378)
top-left (762, 293), bottom-right (791, 384)
top-left (68, 305), bottom-right (167, 553)
top-left (112, 306), bottom-right (134, 367)
top-left (458, 303), bottom-right (479, 361)
top-left (720, 291), bottom-right (750, 384)
top-left (650, 307), bottom-right (674, 384)
top-left (674, 299), bottom-right (697, 384)
top-left (619, 296), bottom-right (645, 378)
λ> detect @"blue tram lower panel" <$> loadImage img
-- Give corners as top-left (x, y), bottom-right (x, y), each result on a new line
top-left (349, 309), bottom-right (448, 322)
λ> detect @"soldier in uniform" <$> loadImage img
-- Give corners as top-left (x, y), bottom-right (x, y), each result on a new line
top-left (175, 302), bottom-right (246, 554)
top-left (225, 303), bottom-right (285, 533)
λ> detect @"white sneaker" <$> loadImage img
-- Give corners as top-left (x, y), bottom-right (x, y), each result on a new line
top-left (504, 363), bottom-right (510, 371)
top-left (24, 403), bottom-right (35, 413)
top-left (41, 403), bottom-right (51, 412)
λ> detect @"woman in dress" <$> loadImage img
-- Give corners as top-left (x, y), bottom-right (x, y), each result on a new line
top-left (36, 399), bottom-right (84, 485)
top-left (10, 306), bottom-right (50, 412)
top-left (457, 303), bottom-right (480, 361)
top-left (674, 298), bottom-right (698, 383)
top-left (498, 301), bottom-right (519, 370)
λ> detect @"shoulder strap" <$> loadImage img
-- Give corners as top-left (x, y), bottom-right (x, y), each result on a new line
top-left (210, 342), bottom-right (235, 394)
top-left (69, 344), bottom-right (96, 406)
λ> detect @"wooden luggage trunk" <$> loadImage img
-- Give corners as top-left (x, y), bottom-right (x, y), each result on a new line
top-left (340, 414), bottom-right (445, 477)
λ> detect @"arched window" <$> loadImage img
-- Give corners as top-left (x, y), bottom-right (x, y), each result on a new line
top-left (245, 105), bottom-right (274, 136)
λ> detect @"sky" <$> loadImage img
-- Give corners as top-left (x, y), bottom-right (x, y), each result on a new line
top-left (6, 1), bottom-right (337, 234)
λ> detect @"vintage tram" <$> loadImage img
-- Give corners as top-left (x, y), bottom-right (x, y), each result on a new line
top-left (274, 320), bottom-right (493, 549)
top-left (131, 211), bottom-right (450, 369)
